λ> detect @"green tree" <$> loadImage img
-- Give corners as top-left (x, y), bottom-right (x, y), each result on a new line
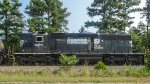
top-left (85, 0), bottom-right (141, 33)
top-left (123, 0), bottom-right (141, 32)
top-left (142, 0), bottom-right (150, 32)
top-left (141, 30), bottom-right (150, 51)
top-left (25, 0), bottom-right (46, 32)
top-left (129, 21), bottom-right (147, 53)
top-left (79, 26), bottom-right (88, 33)
top-left (130, 27), bottom-right (144, 53)
top-left (0, 0), bottom-right (24, 60)
top-left (141, 0), bottom-right (150, 52)
top-left (25, 0), bottom-right (70, 33)
top-left (137, 21), bottom-right (146, 35)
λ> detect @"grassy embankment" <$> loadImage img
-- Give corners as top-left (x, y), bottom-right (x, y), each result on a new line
top-left (0, 66), bottom-right (150, 83)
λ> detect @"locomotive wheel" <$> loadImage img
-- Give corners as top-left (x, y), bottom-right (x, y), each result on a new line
top-left (126, 56), bottom-right (133, 65)
top-left (103, 56), bottom-right (114, 65)
top-left (47, 56), bottom-right (53, 65)
top-left (0, 56), bottom-right (2, 64)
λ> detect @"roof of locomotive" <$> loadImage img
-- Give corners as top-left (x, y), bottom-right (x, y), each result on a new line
top-left (50, 33), bottom-right (98, 38)
top-left (20, 32), bottom-right (131, 40)
top-left (99, 33), bottom-right (131, 40)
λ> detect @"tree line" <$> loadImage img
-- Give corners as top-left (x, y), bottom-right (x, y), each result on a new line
top-left (0, 0), bottom-right (70, 61)
top-left (81, 0), bottom-right (150, 53)
top-left (0, 0), bottom-right (150, 59)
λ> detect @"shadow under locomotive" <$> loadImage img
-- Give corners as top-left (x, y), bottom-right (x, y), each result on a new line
top-left (14, 32), bottom-right (144, 65)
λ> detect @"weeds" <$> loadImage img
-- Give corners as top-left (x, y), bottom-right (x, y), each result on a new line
top-left (1, 65), bottom-right (150, 82)
top-left (146, 51), bottom-right (150, 69)
top-left (59, 54), bottom-right (78, 70)
top-left (79, 65), bottom-right (91, 77)
top-left (94, 61), bottom-right (107, 70)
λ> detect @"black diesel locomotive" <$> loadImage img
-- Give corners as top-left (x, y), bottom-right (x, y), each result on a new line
top-left (12, 32), bottom-right (144, 65)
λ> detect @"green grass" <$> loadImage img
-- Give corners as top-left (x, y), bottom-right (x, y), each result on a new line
top-left (0, 66), bottom-right (150, 83)
top-left (1, 74), bottom-right (150, 83)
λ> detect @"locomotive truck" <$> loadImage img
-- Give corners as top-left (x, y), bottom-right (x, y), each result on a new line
top-left (0, 32), bottom-right (145, 65)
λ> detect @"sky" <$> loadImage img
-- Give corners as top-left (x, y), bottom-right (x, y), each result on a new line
top-left (20, 0), bottom-right (146, 33)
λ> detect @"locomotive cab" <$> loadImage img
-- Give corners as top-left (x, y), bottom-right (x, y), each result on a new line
top-left (19, 31), bottom-right (50, 53)
top-left (33, 32), bottom-right (49, 53)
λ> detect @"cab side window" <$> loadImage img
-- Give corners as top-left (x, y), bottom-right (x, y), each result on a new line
top-left (36, 36), bottom-right (43, 42)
